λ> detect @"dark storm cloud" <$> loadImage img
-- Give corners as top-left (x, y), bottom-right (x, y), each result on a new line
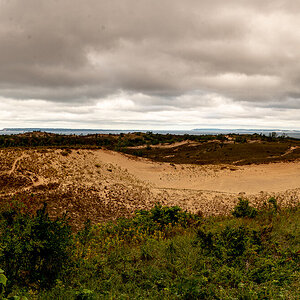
top-left (0, 0), bottom-right (299, 129)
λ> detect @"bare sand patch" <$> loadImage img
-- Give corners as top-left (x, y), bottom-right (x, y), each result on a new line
top-left (94, 149), bottom-right (300, 194)
top-left (91, 149), bottom-right (300, 216)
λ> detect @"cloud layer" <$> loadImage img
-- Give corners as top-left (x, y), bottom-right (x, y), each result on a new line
top-left (0, 0), bottom-right (299, 129)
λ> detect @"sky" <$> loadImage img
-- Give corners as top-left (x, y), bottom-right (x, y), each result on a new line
top-left (0, 0), bottom-right (300, 130)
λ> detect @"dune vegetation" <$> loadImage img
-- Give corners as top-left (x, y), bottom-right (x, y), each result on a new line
top-left (0, 199), bottom-right (299, 299)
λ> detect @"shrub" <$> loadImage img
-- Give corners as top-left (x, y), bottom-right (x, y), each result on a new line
top-left (232, 198), bottom-right (257, 218)
top-left (220, 225), bottom-right (247, 259)
top-left (268, 197), bottom-right (278, 214)
top-left (133, 203), bottom-right (200, 232)
top-left (196, 225), bottom-right (249, 263)
top-left (0, 203), bottom-right (74, 290)
top-left (0, 268), bottom-right (28, 300)
top-left (0, 268), bottom-right (7, 298)
top-left (75, 289), bottom-right (96, 300)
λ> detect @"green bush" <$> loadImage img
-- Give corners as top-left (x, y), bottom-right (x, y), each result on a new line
top-left (96, 203), bottom-right (200, 244)
top-left (0, 203), bottom-right (73, 290)
top-left (75, 289), bottom-right (95, 300)
top-left (268, 197), bottom-right (278, 214)
top-left (0, 268), bottom-right (7, 298)
top-left (0, 268), bottom-right (28, 300)
top-left (232, 198), bottom-right (257, 218)
top-left (196, 225), bottom-right (250, 263)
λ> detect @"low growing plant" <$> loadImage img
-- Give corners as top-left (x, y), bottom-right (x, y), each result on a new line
top-left (232, 198), bottom-right (257, 218)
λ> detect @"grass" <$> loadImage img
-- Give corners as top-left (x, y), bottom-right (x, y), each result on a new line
top-left (123, 141), bottom-right (300, 165)
top-left (0, 201), bottom-right (299, 299)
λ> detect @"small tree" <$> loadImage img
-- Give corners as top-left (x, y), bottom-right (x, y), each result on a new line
top-left (232, 198), bottom-right (257, 218)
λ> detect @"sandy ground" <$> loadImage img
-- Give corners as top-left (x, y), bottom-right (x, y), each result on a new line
top-left (96, 149), bottom-right (300, 194)
top-left (0, 148), bottom-right (299, 223)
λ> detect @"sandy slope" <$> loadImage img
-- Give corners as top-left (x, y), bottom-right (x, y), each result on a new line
top-left (0, 148), bottom-right (299, 223)
top-left (95, 149), bottom-right (300, 194)
top-left (91, 149), bottom-right (300, 216)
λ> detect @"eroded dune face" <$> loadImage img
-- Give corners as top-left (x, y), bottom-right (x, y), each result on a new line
top-left (0, 148), bottom-right (299, 227)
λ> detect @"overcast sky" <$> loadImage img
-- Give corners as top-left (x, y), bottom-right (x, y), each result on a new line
top-left (0, 0), bottom-right (299, 130)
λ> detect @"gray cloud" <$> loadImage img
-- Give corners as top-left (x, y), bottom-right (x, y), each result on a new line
top-left (0, 0), bottom-right (299, 128)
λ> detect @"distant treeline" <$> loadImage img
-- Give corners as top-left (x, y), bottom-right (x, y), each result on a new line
top-left (0, 131), bottom-right (295, 149)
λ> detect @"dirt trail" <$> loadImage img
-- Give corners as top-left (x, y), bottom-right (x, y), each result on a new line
top-left (8, 153), bottom-right (29, 175)
top-left (281, 146), bottom-right (300, 156)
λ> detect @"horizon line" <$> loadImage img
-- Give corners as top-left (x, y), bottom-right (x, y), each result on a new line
top-left (1, 127), bottom-right (300, 132)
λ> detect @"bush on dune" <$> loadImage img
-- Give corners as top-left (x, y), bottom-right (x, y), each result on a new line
top-left (232, 198), bottom-right (258, 218)
top-left (0, 202), bottom-right (73, 293)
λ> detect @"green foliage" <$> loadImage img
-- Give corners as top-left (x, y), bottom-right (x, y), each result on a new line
top-left (232, 198), bottom-right (258, 218)
top-left (0, 269), bottom-right (28, 300)
top-left (268, 197), bottom-right (278, 214)
top-left (196, 225), bottom-right (260, 265)
top-left (0, 268), bottom-right (7, 298)
top-left (134, 203), bottom-right (199, 231)
top-left (106, 203), bottom-right (199, 241)
top-left (0, 203), bottom-right (73, 291)
top-left (1, 201), bottom-right (299, 299)
top-left (75, 289), bottom-right (95, 300)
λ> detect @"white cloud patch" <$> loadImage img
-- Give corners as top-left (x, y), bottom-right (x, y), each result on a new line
top-left (0, 92), bottom-right (299, 130)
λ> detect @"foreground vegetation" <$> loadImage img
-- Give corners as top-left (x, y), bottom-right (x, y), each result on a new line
top-left (0, 199), bottom-right (299, 299)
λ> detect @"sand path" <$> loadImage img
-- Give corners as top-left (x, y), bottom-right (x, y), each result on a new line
top-left (8, 153), bottom-right (29, 175)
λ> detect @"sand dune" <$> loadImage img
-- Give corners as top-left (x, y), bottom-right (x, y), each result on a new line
top-left (0, 148), bottom-right (299, 224)
top-left (96, 149), bottom-right (300, 194)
